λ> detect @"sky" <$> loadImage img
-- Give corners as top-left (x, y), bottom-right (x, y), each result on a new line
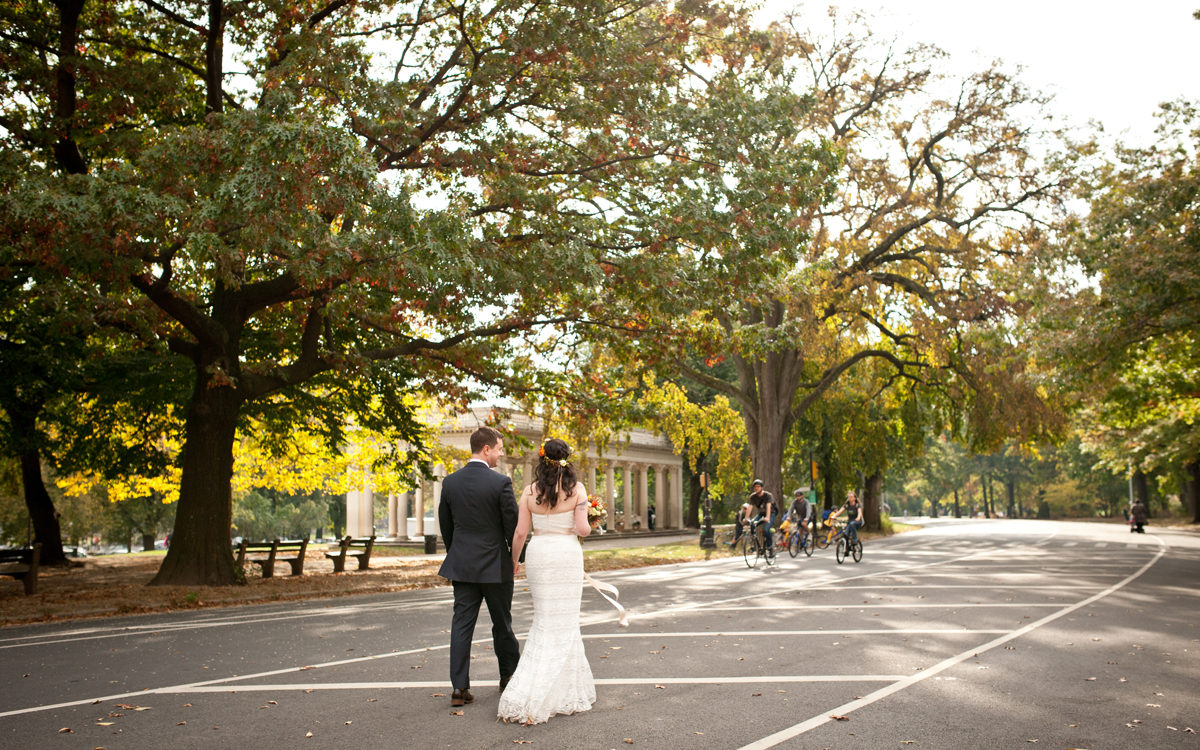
top-left (758, 1), bottom-right (1200, 143)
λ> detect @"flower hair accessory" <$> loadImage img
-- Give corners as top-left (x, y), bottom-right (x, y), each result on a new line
top-left (538, 439), bottom-right (570, 467)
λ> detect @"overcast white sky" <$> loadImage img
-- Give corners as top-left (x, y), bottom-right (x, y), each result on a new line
top-left (759, 2), bottom-right (1200, 142)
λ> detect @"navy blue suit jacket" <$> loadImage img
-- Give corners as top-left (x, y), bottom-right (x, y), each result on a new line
top-left (437, 461), bottom-right (518, 583)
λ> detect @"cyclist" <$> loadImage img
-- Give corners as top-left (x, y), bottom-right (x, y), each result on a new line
top-left (786, 488), bottom-right (815, 542)
top-left (748, 479), bottom-right (776, 556)
top-left (829, 490), bottom-right (864, 545)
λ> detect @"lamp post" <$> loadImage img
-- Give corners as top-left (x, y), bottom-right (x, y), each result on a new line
top-left (699, 472), bottom-right (715, 549)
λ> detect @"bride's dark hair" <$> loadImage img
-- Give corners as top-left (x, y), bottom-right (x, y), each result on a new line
top-left (534, 438), bottom-right (577, 509)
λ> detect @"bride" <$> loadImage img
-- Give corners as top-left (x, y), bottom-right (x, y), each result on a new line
top-left (498, 438), bottom-right (599, 725)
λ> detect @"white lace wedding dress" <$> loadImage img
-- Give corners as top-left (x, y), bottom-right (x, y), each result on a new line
top-left (497, 510), bottom-right (595, 724)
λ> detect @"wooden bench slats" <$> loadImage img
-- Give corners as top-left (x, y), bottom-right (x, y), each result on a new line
top-left (234, 538), bottom-right (308, 578)
top-left (0, 543), bottom-right (41, 595)
top-left (325, 535), bottom-right (375, 573)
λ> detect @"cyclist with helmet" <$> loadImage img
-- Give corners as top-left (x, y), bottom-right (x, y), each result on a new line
top-left (747, 479), bottom-right (776, 556)
top-left (786, 488), bottom-right (815, 540)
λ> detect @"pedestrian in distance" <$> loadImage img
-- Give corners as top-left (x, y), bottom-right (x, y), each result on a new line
top-left (1130, 499), bottom-right (1148, 533)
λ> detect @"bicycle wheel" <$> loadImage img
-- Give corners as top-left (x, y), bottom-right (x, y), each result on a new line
top-left (765, 540), bottom-right (776, 566)
top-left (787, 531), bottom-right (800, 558)
top-left (742, 531), bottom-right (758, 568)
top-left (814, 526), bottom-right (829, 549)
top-left (803, 526), bottom-right (815, 557)
top-left (852, 539), bottom-right (862, 563)
top-left (836, 537), bottom-right (848, 564)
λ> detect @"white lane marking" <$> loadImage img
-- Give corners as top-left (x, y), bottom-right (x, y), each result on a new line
top-left (581, 629), bottom-right (1009, 638)
top-left (683, 603), bottom-right (1065, 610)
top-left (812, 584), bottom-right (1107, 591)
top-left (0, 596), bottom-right (455, 650)
top-left (737, 539), bottom-right (1167, 750)
top-left (159, 675), bottom-right (910, 693)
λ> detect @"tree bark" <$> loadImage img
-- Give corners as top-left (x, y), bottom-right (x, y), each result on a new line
top-left (1184, 458), bottom-right (1199, 524)
top-left (1132, 469), bottom-right (1151, 517)
top-left (863, 471), bottom-right (883, 530)
top-left (20, 448), bottom-right (68, 565)
top-left (149, 370), bottom-right (242, 586)
top-left (953, 488), bottom-right (961, 518)
top-left (1005, 479), bottom-right (1016, 518)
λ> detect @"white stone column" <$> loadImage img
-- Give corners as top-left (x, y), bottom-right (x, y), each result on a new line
top-left (345, 488), bottom-right (361, 538)
top-left (635, 464), bottom-right (649, 530)
top-left (652, 464), bottom-right (663, 530)
top-left (358, 469), bottom-right (375, 537)
top-left (414, 476), bottom-right (425, 538)
top-left (621, 463), bottom-right (633, 531)
top-left (673, 465), bottom-right (685, 530)
top-left (604, 462), bottom-right (616, 528)
top-left (397, 490), bottom-right (410, 540)
top-left (387, 492), bottom-right (398, 537)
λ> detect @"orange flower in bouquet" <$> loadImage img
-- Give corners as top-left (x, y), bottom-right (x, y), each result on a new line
top-left (586, 494), bottom-right (608, 532)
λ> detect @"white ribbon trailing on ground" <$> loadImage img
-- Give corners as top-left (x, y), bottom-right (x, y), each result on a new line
top-left (583, 571), bottom-right (629, 627)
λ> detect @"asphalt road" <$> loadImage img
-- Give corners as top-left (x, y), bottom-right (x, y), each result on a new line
top-left (1, 518), bottom-right (1196, 750)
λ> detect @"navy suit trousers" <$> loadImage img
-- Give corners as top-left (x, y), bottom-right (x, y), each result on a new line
top-left (450, 580), bottom-right (520, 690)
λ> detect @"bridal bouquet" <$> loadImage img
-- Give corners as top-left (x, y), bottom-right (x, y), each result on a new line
top-left (586, 495), bottom-right (608, 533)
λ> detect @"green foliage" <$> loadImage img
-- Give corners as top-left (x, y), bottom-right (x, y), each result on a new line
top-left (1036, 101), bottom-right (1200, 474)
top-left (232, 489), bottom-right (331, 541)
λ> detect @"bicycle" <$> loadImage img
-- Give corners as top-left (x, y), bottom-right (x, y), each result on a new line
top-left (835, 531), bottom-right (863, 564)
top-left (778, 519), bottom-right (814, 558)
top-left (713, 526), bottom-right (737, 548)
top-left (814, 512), bottom-right (843, 550)
top-left (740, 518), bottom-right (776, 568)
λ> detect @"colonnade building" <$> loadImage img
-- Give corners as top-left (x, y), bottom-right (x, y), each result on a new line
top-left (344, 409), bottom-right (687, 540)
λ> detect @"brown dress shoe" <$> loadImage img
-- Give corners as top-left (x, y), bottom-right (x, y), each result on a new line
top-left (499, 674), bottom-right (512, 691)
top-left (450, 688), bottom-right (474, 707)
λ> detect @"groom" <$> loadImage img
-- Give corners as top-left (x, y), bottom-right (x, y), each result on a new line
top-left (437, 426), bottom-right (521, 707)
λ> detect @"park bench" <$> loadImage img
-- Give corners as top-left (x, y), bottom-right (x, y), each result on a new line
top-left (325, 535), bottom-right (376, 573)
top-left (234, 537), bottom-right (309, 578)
top-left (0, 543), bottom-right (41, 595)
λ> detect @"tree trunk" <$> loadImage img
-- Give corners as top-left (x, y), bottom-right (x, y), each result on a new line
top-left (1006, 479), bottom-right (1016, 518)
top-left (1184, 458), bottom-right (1200, 524)
top-left (150, 375), bottom-right (242, 586)
top-left (20, 449), bottom-right (68, 566)
top-left (1132, 470), bottom-right (1151, 518)
top-left (743, 404), bottom-right (789, 514)
top-left (929, 496), bottom-right (939, 518)
top-left (953, 488), bottom-right (961, 518)
top-left (863, 471), bottom-right (883, 531)
top-left (141, 532), bottom-right (156, 552)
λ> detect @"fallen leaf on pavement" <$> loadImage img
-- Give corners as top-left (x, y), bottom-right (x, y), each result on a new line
top-left (58, 728), bottom-right (73, 734)
top-left (96, 722), bottom-right (114, 727)
top-left (176, 722), bottom-right (186, 726)
top-left (451, 710), bottom-right (463, 717)
top-left (305, 731), bottom-right (313, 738)
top-left (830, 715), bottom-right (849, 721)
top-left (513, 741), bottom-right (533, 745)
top-left (431, 693), bottom-right (445, 697)
top-left (624, 740), bottom-right (634, 745)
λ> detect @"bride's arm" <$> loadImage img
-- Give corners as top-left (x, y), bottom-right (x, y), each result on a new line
top-left (512, 488), bottom-right (532, 576)
top-left (573, 486), bottom-right (592, 537)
